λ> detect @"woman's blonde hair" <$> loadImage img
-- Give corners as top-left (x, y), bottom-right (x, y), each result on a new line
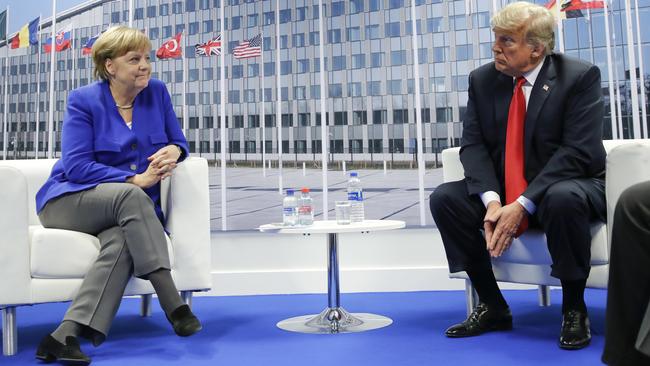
top-left (491, 1), bottom-right (555, 55)
top-left (92, 26), bottom-right (152, 80)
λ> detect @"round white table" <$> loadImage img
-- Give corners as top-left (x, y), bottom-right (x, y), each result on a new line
top-left (259, 219), bottom-right (406, 334)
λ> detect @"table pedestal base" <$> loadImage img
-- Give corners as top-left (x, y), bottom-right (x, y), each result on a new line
top-left (277, 307), bottom-right (392, 334)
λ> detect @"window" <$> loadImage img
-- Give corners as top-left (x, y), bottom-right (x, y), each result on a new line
top-left (311, 85), bottom-right (321, 99)
top-left (367, 81), bottom-right (381, 96)
top-left (366, 24), bottom-right (380, 40)
top-left (296, 7), bottom-right (307, 21)
top-left (350, 0), bottom-right (364, 14)
top-left (391, 50), bottom-right (406, 66)
top-left (385, 22), bottom-right (400, 38)
top-left (348, 82), bottom-right (362, 97)
top-left (248, 14), bottom-right (258, 27)
top-left (172, 1), bottom-right (183, 14)
top-left (347, 27), bottom-right (361, 41)
top-left (280, 35), bottom-right (288, 49)
top-left (188, 69), bottom-right (199, 81)
top-left (393, 109), bottom-right (408, 124)
top-left (281, 87), bottom-right (289, 101)
top-left (371, 52), bottom-right (383, 68)
top-left (294, 86), bottom-right (306, 100)
top-left (147, 5), bottom-right (156, 17)
top-left (200, 92), bottom-right (210, 104)
top-left (418, 48), bottom-right (428, 64)
top-left (352, 54), bottom-right (365, 69)
top-left (162, 26), bottom-right (172, 38)
top-left (228, 90), bottom-right (240, 103)
top-left (263, 37), bottom-right (272, 51)
top-left (332, 56), bottom-right (346, 71)
top-left (281, 61), bottom-right (292, 75)
top-left (334, 111), bottom-right (347, 125)
top-left (248, 115), bottom-right (260, 127)
top-left (149, 27), bottom-right (159, 40)
top-left (264, 62), bottom-right (275, 76)
top-left (369, 0), bottom-right (381, 11)
top-left (427, 17), bottom-right (444, 33)
top-left (244, 89), bottom-right (256, 102)
top-left (186, 0), bottom-right (196, 11)
top-left (328, 29), bottom-right (342, 44)
top-left (436, 107), bottom-right (452, 123)
top-left (329, 84), bottom-right (342, 98)
top-left (186, 93), bottom-right (196, 105)
top-left (298, 113), bottom-right (310, 126)
top-left (389, 0), bottom-right (403, 9)
top-left (160, 4), bottom-right (169, 15)
top-left (263, 11), bottom-right (275, 25)
top-left (388, 80), bottom-right (402, 95)
top-left (456, 44), bottom-right (473, 61)
top-left (352, 111), bottom-right (367, 125)
top-left (134, 8), bottom-right (144, 20)
top-left (189, 22), bottom-right (199, 35)
top-left (111, 12), bottom-right (120, 23)
top-left (280, 9), bottom-right (291, 23)
top-left (232, 65), bottom-right (243, 79)
top-left (433, 47), bottom-right (447, 63)
top-left (389, 139), bottom-right (404, 153)
top-left (331, 2), bottom-right (344, 17)
top-left (297, 59), bottom-right (309, 73)
top-left (309, 32), bottom-right (320, 46)
top-left (231, 16), bottom-right (241, 29)
top-left (281, 113), bottom-right (293, 126)
top-left (293, 33), bottom-right (305, 47)
top-left (203, 67), bottom-right (213, 80)
top-left (203, 20), bottom-right (213, 33)
top-left (248, 64), bottom-right (259, 77)
top-left (369, 139), bottom-right (383, 153)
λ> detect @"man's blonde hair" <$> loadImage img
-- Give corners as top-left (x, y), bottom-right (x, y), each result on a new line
top-left (92, 26), bottom-right (152, 80)
top-left (491, 1), bottom-right (555, 55)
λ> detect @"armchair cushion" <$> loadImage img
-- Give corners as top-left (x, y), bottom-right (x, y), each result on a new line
top-left (29, 225), bottom-right (174, 279)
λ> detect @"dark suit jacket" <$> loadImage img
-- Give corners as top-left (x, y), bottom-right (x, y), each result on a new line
top-left (36, 78), bottom-right (189, 222)
top-left (459, 53), bottom-right (606, 205)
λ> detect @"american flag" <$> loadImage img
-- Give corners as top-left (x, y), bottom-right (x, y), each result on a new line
top-left (233, 34), bottom-right (262, 59)
top-left (195, 34), bottom-right (221, 56)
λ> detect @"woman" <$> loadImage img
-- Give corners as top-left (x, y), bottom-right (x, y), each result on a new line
top-left (34, 26), bottom-right (201, 365)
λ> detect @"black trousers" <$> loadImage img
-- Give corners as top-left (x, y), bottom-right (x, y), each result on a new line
top-left (429, 178), bottom-right (605, 281)
top-left (602, 181), bottom-right (650, 366)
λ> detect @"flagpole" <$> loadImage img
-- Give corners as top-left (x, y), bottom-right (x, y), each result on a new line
top-left (623, 0), bottom-right (641, 138)
top-left (556, 0), bottom-right (565, 53)
top-left (2, 6), bottom-right (9, 160)
top-left (261, 32), bottom-right (266, 177)
top-left (35, 13), bottom-right (42, 158)
top-left (128, 0), bottom-right (133, 28)
top-left (71, 25), bottom-right (75, 90)
top-left (603, 0), bottom-right (619, 139)
top-left (633, 0), bottom-right (647, 137)
top-left (491, 0), bottom-right (497, 15)
top-left (317, 0), bottom-right (327, 219)
top-left (410, 0), bottom-right (426, 226)
top-left (275, 0), bottom-right (282, 195)
top-left (182, 31), bottom-right (187, 138)
top-left (611, 12), bottom-right (625, 139)
top-left (219, 2), bottom-right (227, 231)
top-left (47, 0), bottom-right (56, 158)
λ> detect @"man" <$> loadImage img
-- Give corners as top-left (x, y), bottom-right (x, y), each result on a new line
top-left (602, 181), bottom-right (650, 365)
top-left (429, 2), bottom-right (606, 350)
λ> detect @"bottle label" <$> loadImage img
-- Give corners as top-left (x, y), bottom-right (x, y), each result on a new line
top-left (283, 207), bottom-right (296, 215)
top-left (298, 206), bottom-right (312, 215)
top-left (347, 191), bottom-right (363, 202)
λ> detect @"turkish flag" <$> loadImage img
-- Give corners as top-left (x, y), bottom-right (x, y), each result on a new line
top-left (156, 33), bottom-right (182, 59)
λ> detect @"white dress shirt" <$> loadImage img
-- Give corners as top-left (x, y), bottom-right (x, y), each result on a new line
top-left (479, 57), bottom-right (547, 215)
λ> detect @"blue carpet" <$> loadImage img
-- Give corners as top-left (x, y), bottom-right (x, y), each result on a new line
top-left (1, 289), bottom-right (606, 365)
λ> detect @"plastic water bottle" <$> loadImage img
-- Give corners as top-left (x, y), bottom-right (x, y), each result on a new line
top-left (347, 172), bottom-right (364, 222)
top-left (298, 188), bottom-right (314, 226)
top-left (282, 189), bottom-right (298, 226)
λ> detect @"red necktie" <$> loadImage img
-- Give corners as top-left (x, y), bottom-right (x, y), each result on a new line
top-left (505, 76), bottom-right (528, 237)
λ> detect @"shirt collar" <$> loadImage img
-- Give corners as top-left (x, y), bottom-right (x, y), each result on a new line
top-left (518, 56), bottom-right (546, 87)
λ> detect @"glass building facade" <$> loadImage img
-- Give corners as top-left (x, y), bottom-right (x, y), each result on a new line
top-left (0, 0), bottom-right (649, 161)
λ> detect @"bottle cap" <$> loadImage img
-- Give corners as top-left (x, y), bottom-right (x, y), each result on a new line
top-left (301, 187), bottom-right (310, 193)
top-left (286, 189), bottom-right (294, 195)
top-left (350, 172), bottom-right (358, 177)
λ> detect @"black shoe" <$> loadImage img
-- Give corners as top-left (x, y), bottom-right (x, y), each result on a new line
top-left (559, 309), bottom-right (591, 350)
top-left (166, 304), bottom-right (202, 337)
top-left (35, 335), bottom-right (91, 365)
top-left (445, 302), bottom-right (513, 338)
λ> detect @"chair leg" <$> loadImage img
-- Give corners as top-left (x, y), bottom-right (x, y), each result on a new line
top-left (2, 307), bottom-right (17, 356)
top-left (181, 291), bottom-right (193, 308)
top-left (465, 279), bottom-right (479, 316)
top-left (538, 285), bottom-right (551, 307)
top-left (140, 294), bottom-right (152, 317)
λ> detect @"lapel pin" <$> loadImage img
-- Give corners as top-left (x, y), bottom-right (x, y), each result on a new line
top-left (542, 84), bottom-right (550, 92)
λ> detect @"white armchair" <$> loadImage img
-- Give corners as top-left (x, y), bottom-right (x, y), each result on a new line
top-left (0, 157), bottom-right (212, 356)
top-left (441, 139), bottom-right (650, 315)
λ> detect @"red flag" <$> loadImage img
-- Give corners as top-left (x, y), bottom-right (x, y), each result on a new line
top-left (564, 0), bottom-right (605, 11)
top-left (156, 33), bottom-right (182, 59)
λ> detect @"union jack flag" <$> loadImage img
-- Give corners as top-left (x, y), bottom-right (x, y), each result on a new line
top-left (195, 34), bottom-right (221, 56)
top-left (233, 34), bottom-right (262, 59)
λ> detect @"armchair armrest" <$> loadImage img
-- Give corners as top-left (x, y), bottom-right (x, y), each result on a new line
top-left (163, 157), bottom-right (212, 291)
top-left (0, 167), bottom-right (32, 305)
top-left (441, 147), bottom-right (463, 183)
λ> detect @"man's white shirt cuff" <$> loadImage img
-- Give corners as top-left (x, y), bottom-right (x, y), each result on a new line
top-left (479, 191), bottom-right (536, 215)
top-left (479, 191), bottom-right (501, 207)
top-left (516, 195), bottom-right (536, 215)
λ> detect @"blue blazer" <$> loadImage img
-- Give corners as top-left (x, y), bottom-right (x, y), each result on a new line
top-left (36, 78), bottom-right (189, 222)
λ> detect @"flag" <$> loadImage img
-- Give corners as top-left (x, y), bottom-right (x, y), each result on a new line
top-left (564, 0), bottom-right (605, 11)
top-left (195, 34), bottom-right (221, 56)
top-left (233, 34), bottom-right (262, 59)
top-left (545, 0), bottom-right (583, 19)
top-left (44, 24), bottom-right (72, 53)
top-left (9, 17), bottom-right (39, 49)
top-left (156, 33), bottom-right (182, 59)
top-left (0, 10), bottom-right (6, 42)
top-left (82, 32), bottom-right (102, 55)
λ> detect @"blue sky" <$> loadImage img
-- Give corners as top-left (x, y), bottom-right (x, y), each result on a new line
top-left (0, 0), bottom-right (88, 35)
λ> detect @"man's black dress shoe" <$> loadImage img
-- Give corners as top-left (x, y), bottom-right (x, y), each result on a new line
top-left (559, 309), bottom-right (591, 350)
top-left (35, 335), bottom-right (91, 365)
top-left (445, 302), bottom-right (513, 338)
top-left (166, 304), bottom-right (202, 337)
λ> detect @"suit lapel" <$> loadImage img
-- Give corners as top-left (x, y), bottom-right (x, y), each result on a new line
top-left (524, 56), bottom-right (556, 163)
top-left (494, 72), bottom-right (512, 145)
